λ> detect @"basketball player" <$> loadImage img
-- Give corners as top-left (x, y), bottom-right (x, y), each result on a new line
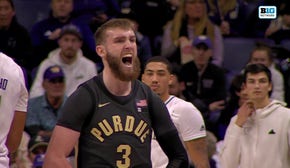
top-left (43, 19), bottom-right (189, 168)
top-left (142, 56), bottom-right (210, 168)
top-left (0, 52), bottom-right (28, 167)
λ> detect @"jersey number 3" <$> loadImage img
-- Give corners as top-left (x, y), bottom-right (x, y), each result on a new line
top-left (116, 144), bottom-right (131, 168)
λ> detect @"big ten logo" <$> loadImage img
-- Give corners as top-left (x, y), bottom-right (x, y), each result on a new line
top-left (258, 6), bottom-right (277, 19)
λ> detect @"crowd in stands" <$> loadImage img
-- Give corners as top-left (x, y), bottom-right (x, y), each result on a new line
top-left (1, 0), bottom-right (290, 167)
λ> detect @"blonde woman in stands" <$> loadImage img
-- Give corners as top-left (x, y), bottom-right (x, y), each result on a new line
top-left (161, 0), bottom-right (223, 67)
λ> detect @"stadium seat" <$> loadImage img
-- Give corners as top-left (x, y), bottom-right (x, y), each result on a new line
top-left (223, 37), bottom-right (256, 73)
top-left (222, 37), bottom-right (275, 72)
top-left (280, 39), bottom-right (290, 51)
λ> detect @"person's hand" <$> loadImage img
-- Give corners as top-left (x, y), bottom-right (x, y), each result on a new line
top-left (235, 100), bottom-right (255, 127)
top-left (265, 27), bottom-right (279, 37)
top-left (175, 36), bottom-right (189, 46)
top-left (220, 21), bottom-right (230, 35)
top-left (48, 28), bottom-right (62, 40)
top-left (209, 100), bottom-right (225, 112)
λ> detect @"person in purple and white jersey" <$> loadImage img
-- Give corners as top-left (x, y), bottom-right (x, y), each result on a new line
top-left (0, 52), bottom-right (28, 167)
top-left (142, 56), bottom-right (209, 168)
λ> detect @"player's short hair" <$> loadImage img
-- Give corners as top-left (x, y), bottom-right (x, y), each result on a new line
top-left (94, 18), bottom-right (135, 45)
top-left (144, 56), bottom-right (173, 73)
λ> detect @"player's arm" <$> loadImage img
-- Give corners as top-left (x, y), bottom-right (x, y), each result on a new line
top-left (43, 125), bottom-right (80, 168)
top-left (149, 92), bottom-right (189, 167)
top-left (43, 83), bottom-right (94, 168)
top-left (185, 138), bottom-right (210, 168)
top-left (179, 102), bottom-right (209, 168)
top-left (156, 131), bottom-right (189, 168)
top-left (6, 111), bottom-right (26, 153)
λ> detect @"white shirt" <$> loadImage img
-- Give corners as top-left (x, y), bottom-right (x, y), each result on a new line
top-left (220, 100), bottom-right (290, 168)
top-left (269, 64), bottom-right (285, 102)
top-left (0, 53), bottom-right (28, 167)
top-left (151, 96), bottom-right (206, 168)
top-left (29, 48), bottom-right (97, 98)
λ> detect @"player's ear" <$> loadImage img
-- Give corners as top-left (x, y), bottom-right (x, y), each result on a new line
top-left (168, 74), bottom-right (174, 85)
top-left (96, 45), bottom-right (106, 58)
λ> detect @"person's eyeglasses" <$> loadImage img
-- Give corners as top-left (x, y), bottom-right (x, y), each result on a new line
top-left (48, 77), bottom-right (64, 84)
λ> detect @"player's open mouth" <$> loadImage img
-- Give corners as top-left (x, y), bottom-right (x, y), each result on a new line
top-left (122, 55), bottom-right (133, 66)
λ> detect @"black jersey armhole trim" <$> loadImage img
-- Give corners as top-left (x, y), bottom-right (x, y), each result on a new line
top-left (81, 77), bottom-right (99, 128)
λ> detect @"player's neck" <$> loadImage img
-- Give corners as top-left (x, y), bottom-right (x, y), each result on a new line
top-left (102, 70), bottom-right (132, 96)
top-left (161, 93), bottom-right (170, 103)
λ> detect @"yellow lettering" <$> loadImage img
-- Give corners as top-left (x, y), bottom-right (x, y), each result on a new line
top-left (140, 129), bottom-right (150, 143)
top-left (112, 115), bottom-right (123, 132)
top-left (91, 128), bottom-right (104, 142)
top-left (98, 119), bottom-right (113, 136)
top-left (134, 121), bottom-right (147, 137)
top-left (124, 116), bottom-right (134, 132)
top-left (92, 116), bottom-right (151, 143)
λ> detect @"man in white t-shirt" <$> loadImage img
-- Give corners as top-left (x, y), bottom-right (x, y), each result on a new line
top-left (142, 56), bottom-right (209, 168)
top-left (0, 52), bottom-right (28, 167)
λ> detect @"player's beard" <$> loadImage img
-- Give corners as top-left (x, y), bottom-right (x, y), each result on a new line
top-left (107, 53), bottom-right (141, 81)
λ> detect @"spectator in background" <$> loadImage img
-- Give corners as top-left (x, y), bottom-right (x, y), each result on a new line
top-left (161, 0), bottom-right (223, 66)
top-left (0, 0), bottom-right (34, 88)
top-left (88, 10), bottom-right (110, 33)
top-left (0, 0), bottom-right (33, 70)
top-left (72, 0), bottom-right (120, 25)
top-left (220, 64), bottom-right (290, 168)
top-left (30, 0), bottom-right (97, 67)
top-left (205, 0), bottom-right (248, 37)
top-left (130, 0), bottom-right (172, 55)
top-left (27, 136), bottom-right (48, 168)
top-left (169, 64), bottom-right (186, 100)
top-left (247, 44), bottom-right (285, 102)
top-left (243, 0), bottom-right (274, 37)
top-left (29, 24), bottom-right (97, 98)
top-left (265, 3), bottom-right (290, 44)
top-left (180, 35), bottom-right (227, 137)
top-left (217, 74), bottom-right (248, 140)
top-left (26, 65), bottom-right (66, 139)
top-left (166, 0), bottom-right (182, 21)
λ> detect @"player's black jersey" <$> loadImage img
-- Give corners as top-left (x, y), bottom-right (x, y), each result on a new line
top-left (57, 74), bottom-right (177, 168)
